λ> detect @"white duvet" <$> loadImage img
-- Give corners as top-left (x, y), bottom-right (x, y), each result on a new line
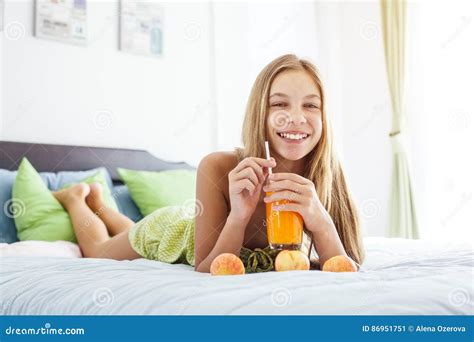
top-left (0, 237), bottom-right (472, 315)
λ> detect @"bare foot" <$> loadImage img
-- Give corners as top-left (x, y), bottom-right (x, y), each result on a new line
top-left (53, 183), bottom-right (90, 209)
top-left (86, 182), bottom-right (107, 215)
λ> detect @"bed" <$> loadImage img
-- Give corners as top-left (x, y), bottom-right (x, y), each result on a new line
top-left (0, 141), bottom-right (473, 315)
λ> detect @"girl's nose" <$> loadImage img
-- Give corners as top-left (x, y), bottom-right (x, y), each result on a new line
top-left (289, 112), bottom-right (307, 125)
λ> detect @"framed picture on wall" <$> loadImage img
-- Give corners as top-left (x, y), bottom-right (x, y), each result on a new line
top-left (120, 0), bottom-right (163, 57)
top-left (35, 0), bottom-right (87, 45)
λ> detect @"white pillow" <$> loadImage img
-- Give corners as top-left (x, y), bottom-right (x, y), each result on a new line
top-left (0, 240), bottom-right (82, 258)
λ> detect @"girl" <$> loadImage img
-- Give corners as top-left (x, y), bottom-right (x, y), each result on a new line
top-left (54, 54), bottom-right (364, 272)
top-left (194, 54), bottom-right (364, 272)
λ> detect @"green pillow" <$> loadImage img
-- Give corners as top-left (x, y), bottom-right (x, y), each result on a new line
top-left (117, 168), bottom-right (196, 216)
top-left (12, 158), bottom-right (118, 242)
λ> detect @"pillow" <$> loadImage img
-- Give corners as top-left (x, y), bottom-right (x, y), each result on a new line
top-left (117, 168), bottom-right (196, 216)
top-left (0, 169), bottom-right (19, 243)
top-left (42, 167), bottom-right (114, 191)
top-left (0, 240), bottom-right (82, 258)
top-left (12, 158), bottom-right (118, 242)
top-left (0, 167), bottom-right (114, 243)
top-left (112, 185), bottom-right (143, 222)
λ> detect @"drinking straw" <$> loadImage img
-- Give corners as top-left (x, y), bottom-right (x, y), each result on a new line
top-left (264, 141), bottom-right (272, 176)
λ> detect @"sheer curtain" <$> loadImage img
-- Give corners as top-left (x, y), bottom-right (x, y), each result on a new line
top-left (380, 0), bottom-right (419, 238)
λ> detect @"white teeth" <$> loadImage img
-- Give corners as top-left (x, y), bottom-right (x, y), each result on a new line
top-left (278, 132), bottom-right (308, 140)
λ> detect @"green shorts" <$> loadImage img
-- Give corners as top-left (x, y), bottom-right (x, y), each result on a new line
top-left (128, 206), bottom-right (195, 266)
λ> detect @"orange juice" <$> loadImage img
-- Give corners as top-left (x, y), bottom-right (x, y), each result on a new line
top-left (265, 191), bottom-right (303, 250)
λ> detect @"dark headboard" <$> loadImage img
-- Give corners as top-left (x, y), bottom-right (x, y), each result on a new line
top-left (0, 141), bottom-right (194, 183)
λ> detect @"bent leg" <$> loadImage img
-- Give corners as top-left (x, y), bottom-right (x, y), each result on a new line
top-left (54, 184), bottom-right (140, 260)
top-left (86, 183), bottom-right (135, 236)
top-left (53, 183), bottom-right (109, 257)
top-left (92, 230), bottom-right (141, 260)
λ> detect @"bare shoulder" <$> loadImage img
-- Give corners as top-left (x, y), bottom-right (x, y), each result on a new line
top-left (197, 151), bottom-right (239, 191)
top-left (198, 151), bottom-right (239, 176)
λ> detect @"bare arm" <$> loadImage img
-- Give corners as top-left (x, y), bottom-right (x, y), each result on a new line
top-left (194, 153), bottom-right (246, 273)
top-left (310, 215), bottom-right (360, 270)
top-left (194, 153), bottom-right (274, 273)
top-left (195, 214), bottom-right (249, 273)
top-left (310, 219), bottom-right (347, 268)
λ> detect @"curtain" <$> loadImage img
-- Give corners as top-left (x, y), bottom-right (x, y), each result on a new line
top-left (380, 0), bottom-right (419, 238)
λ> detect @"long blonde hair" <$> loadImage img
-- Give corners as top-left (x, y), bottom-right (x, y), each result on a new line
top-left (236, 54), bottom-right (365, 265)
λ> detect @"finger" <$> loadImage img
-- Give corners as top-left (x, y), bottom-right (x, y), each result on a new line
top-left (268, 172), bottom-right (311, 185)
top-left (235, 167), bottom-right (259, 187)
top-left (238, 159), bottom-right (268, 183)
top-left (264, 190), bottom-right (304, 203)
top-left (235, 179), bottom-right (256, 195)
top-left (234, 157), bottom-right (276, 175)
top-left (262, 162), bottom-right (273, 177)
top-left (255, 158), bottom-right (276, 182)
top-left (262, 169), bottom-right (270, 184)
top-left (263, 179), bottom-right (309, 195)
top-left (233, 159), bottom-right (263, 182)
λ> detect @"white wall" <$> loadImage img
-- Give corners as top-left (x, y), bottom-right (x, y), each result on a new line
top-left (312, 2), bottom-right (387, 237)
top-left (1, 0), bottom-right (214, 166)
top-left (338, 2), bottom-right (391, 237)
top-left (1, 0), bottom-right (392, 236)
top-left (213, 1), bottom-right (319, 151)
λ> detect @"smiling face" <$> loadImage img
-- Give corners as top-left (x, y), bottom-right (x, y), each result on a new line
top-left (266, 69), bottom-right (323, 161)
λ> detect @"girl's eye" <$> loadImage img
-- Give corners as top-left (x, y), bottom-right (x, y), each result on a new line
top-left (271, 103), bottom-right (286, 107)
top-left (304, 104), bottom-right (319, 109)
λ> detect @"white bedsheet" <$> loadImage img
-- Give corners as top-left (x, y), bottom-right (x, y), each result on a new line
top-left (0, 237), bottom-right (472, 315)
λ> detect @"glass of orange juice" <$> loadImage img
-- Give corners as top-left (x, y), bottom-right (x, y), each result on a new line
top-left (265, 192), bottom-right (303, 250)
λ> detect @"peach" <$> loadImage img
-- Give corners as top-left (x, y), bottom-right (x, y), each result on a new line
top-left (275, 250), bottom-right (310, 272)
top-left (322, 255), bottom-right (357, 272)
top-left (210, 253), bottom-right (245, 275)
